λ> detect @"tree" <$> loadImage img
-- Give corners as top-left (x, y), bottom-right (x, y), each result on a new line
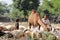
top-left (0, 2), bottom-right (9, 15)
top-left (40, 0), bottom-right (60, 15)
top-left (12, 0), bottom-right (40, 19)
top-left (8, 8), bottom-right (24, 19)
top-left (37, 0), bottom-right (60, 22)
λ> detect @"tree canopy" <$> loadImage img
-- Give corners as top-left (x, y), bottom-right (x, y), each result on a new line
top-left (0, 2), bottom-right (9, 15)
top-left (12, 0), bottom-right (40, 18)
top-left (0, 0), bottom-right (60, 22)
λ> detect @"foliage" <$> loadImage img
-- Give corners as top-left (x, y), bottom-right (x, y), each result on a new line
top-left (41, 0), bottom-right (60, 15)
top-left (0, 2), bottom-right (9, 15)
top-left (8, 9), bottom-right (24, 19)
top-left (39, 32), bottom-right (57, 40)
top-left (13, 0), bottom-right (40, 10)
top-left (46, 34), bottom-right (56, 40)
top-left (37, 0), bottom-right (60, 22)
top-left (0, 0), bottom-right (60, 22)
top-left (12, 0), bottom-right (40, 18)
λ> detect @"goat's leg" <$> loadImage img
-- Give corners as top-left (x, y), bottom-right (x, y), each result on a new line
top-left (28, 22), bottom-right (31, 29)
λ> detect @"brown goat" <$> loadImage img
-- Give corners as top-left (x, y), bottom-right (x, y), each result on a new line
top-left (0, 26), bottom-right (7, 31)
top-left (28, 9), bottom-right (47, 31)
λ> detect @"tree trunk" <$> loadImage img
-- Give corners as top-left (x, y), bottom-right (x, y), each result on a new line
top-left (23, 10), bottom-right (27, 21)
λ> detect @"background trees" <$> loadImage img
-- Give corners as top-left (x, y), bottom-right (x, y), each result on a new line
top-left (0, 2), bottom-right (9, 15)
top-left (12, 0), bottom-right (40, 18)
top-left (37, 0), bottom-right (60, 22)
top-left (0, 0), bottom-right (60, 22)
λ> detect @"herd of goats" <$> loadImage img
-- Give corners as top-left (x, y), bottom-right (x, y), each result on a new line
top-left (0, 9), bottom-right (60, 40)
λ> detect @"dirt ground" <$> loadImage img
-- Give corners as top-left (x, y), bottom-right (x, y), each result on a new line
top-left (0, 22), bottom-right (28, 27)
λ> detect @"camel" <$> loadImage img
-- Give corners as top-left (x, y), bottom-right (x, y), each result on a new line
top-left (28, 9), bottom-right (48, 31)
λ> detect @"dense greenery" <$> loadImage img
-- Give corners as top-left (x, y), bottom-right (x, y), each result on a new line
top-left (37, 0), bottom-right (60, 21)
top-left (0, 0), bottom-right (60, 22)
top-left (10, 0), bottom-right (40, 19)
top-left (0, 2), bottom-right (9, 15)
top-left (11, 0), bottom-right (60, 20)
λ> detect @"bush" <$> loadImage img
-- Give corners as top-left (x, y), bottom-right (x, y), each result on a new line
top-left (39, 32), bottom-right (57, 40)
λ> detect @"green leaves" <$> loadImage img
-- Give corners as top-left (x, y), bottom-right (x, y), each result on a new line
top-left (8, 9), bottom-right (24, 19)
top-left (44, 0), bottom-right (60, 14)
top-left (0, 2), bottom-right (9, 15)
top-left (10, 0), bottom-right (40, 19)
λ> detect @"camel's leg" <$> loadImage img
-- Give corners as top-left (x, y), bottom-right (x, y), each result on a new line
top-left (38, 19), bottom-right (48, 31)
top-left (37, 23), bottom-right (41, 30)
top-left (39, 25), bottom-right (41, 30)
top-left (37, 14), bottom-right (48, 31)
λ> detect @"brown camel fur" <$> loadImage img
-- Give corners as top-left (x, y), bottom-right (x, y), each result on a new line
top-left (28, 9), bottom-right (47, 31)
